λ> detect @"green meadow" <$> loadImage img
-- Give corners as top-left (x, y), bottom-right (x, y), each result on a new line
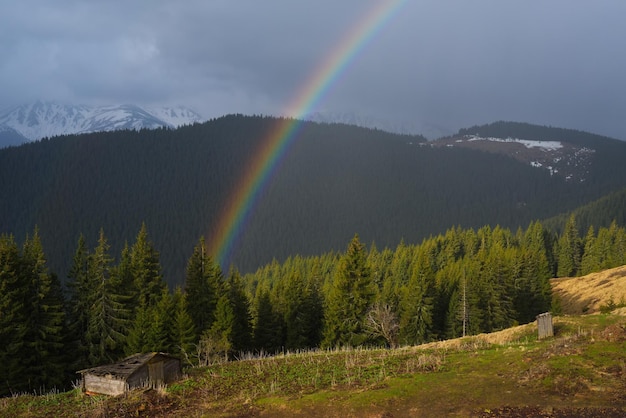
top-left (2, 313), bottom-right (624, 417)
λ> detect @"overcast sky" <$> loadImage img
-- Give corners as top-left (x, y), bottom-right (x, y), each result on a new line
top-left (1, 1), bottom-right (625, 139)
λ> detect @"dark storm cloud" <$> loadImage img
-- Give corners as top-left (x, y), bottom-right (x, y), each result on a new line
top-left (1, 1), bottom-right (625, 139)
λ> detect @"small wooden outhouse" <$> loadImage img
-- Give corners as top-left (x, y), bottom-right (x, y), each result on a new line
top-left (536, 312), bottom-right (554, 339)
top-left (78, 352), bottom-right (181, 396)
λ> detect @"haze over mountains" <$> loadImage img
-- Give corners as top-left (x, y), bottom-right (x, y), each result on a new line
top-left (302, 110), bottom-right (452, 139)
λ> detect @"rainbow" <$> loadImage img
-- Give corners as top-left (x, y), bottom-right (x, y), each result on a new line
top-left (208, 0), bottom-right (407, 267)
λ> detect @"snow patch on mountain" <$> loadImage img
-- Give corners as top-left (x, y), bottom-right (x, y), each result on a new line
top-left (145, 106), bottom-right (203, 127)
top-left (433, 133), bottom-right (596, 183)
top-left (465, 135), bottom-right (563, 151)
top-left (0, 101), bottom-right (205, 144)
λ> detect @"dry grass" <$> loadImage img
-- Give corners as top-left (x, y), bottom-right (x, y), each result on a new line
top-left (551, 264), bottom-right (626, 314)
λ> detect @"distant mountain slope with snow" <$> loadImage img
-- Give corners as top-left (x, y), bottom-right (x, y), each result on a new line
top-left (430, 121), bottom-right (626, 183)
top-left (0, 101), bottom-right (204, 147)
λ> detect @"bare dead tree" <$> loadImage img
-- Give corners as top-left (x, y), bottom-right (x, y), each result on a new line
top-left (365, 303), bottom-right (400, 348)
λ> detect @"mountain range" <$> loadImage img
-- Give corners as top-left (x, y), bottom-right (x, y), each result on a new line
top-left (1, 115), bottom-right (625, 286)
top-left (0, 101), bottom-right (204, 147)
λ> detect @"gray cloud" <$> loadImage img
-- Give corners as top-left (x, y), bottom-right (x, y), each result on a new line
top-left (1, 1), bottom-right (625, 139)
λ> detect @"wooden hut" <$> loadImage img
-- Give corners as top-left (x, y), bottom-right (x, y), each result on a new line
top-left (78, 352), bottom-right (181, 396)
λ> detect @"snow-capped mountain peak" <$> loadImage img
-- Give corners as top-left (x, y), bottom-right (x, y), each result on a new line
top-left (0, 101), bottom-right (205, 147)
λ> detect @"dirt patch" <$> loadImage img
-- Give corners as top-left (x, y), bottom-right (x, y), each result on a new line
top-left (599, 323), bottom-right (626, 342)
top-left (472, 406), bottom-right (626, 417)
top-left (551, 265), bottom-right (626, 314)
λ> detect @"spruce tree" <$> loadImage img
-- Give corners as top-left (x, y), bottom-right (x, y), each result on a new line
top-left (125, 302), bottom-right (151, 355)
top-left (130, 223), bottom-right (166, 307)
top-left (557, 214), bottom-right (582, 277)
top-left (184, 237), bottom-right (222, 339)
top-left (112, 243), bottom-right (137, 317)
top-left (0, 234), bottom-right (28, 395)
top-left (145, 288), bottom-right (174, 353)
top-left (66, 234), bottom-right (91, 369)
top-left (170, 287), bottom-right (196, 362)
top-left (206, 295), bottom-right (235, 359)
top-left (399, 249), bottom-right (433, 345)
top-left (252, 289), bottom-right (283, 353)
top-left (20, 230), bottom-right (68, 391)
top-left (226, 268), bottom-right (252, 353)
top-left (322, 234), bottom-right (375, 348)
top-left (581, 226), bottom-right (600, 276)
top-left (85, 229), bottom-right (129, 365)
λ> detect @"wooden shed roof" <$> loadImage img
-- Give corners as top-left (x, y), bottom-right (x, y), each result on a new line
top-left (77, 352), bottom-right (178, 379)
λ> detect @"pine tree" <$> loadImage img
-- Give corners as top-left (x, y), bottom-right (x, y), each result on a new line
top-left (252, 289), bottom-right (282, 353)
top-left (20, 229), bottom-right (68, 391)
top-left (557, 214), bottom-right (582, 277)
top-left (65, 234), bottom-right (91, 369)
top-left (145, 288), bottom-right (174, 353)
top-left (399, 249), bottom-right (433, 345)
top-left (170, 287), bottom-right (196, 362)
top-left (205, 294), bottom-right (235, 359)
top-left (581, 226), bottom-right (600, 275)
top-left (322, 234), bottom-right (375, 348)
top-left (130, 223), bottom-right (166, 307)
top-left (85, 229), bottom-right (129, 365)
top-left (112, 242), bottom-right (137, 317)
top-left (226, 268), bottom-right (252, 353)
top-left (184, 237), bottom-right (222, 339)
top-left (0, 234), bottom-right (28, 395)
top-left (125, 302), bottom-right (151, 355)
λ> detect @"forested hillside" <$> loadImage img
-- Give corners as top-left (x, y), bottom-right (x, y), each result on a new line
top-left (2, 116), bottom-right (626, 285)
top-left (2, 217), bottom-right (626, 396)
top-left (543, 187), bottom-right (626, 234)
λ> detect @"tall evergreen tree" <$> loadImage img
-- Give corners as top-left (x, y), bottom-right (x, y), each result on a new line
top-left (111, 242), bottom-right (137, 316)
top-left (145, 288), bottom-right (174, 353)
top-left (130, 223), bottom-right (166, 307)
top-left (85, 229), bottom-right (129, 364)
top-left (225, 268), bottom-right (252, 353)
top-left (65, 234), bottom-right (91, 369)
top-left (184, 237), bottom-right (222, 339)
top-left (557, 214), bottom-right (582, 277)
top-left (170, 287), bottom-right (196, 362)
top-left (206, 294), bottom-right (235, 359)
top-left (125, 302), bottom-right (152, 355)
top-left (19, 230), bottom-right (67, 391)
top-left (252, 289), bottom-right (283, 353)
top-left (0, 234), bottom-right (28, 395)
top-left (399, 248), bottom-right (434, 345)
top-left (581, 226), bottom-right (600, 276)
top-left (322, 234), bottom-right (375, 348)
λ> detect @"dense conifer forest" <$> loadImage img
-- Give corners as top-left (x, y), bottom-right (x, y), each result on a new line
top-left (2, 217), bottom-right (626, 395)
top-left (2, 116), bottom-right (626, 286)
top-left (3, 117), bottom-right (626, 394)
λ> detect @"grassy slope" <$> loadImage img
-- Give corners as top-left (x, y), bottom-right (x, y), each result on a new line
top-left (2, 270), bottom-right (626, 418)
top-left (552, 264), bottom-right (626, 315)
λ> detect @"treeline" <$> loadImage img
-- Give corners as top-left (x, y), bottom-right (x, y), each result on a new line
top-left (2, 218), bottom-right (626, 395)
